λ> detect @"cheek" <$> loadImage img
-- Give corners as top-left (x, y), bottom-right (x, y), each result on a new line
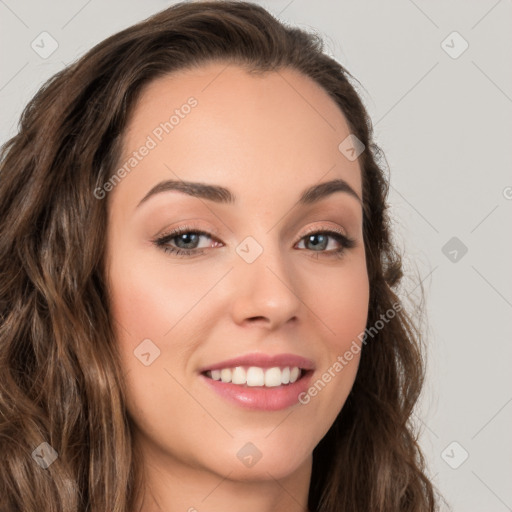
top-left (299, 255), bottom-right (369, 420)
top-left (107, 248), bottom-right (214, 342)
top-left (107, 252), bottom-right (209, 451)
top-left (311, 255), bottom-right (370, 348)
top-left (107, 247), bottom-right (221, 399)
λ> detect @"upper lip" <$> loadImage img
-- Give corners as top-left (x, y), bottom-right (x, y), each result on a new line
top-left (198, 353), bottom-right (316, 373)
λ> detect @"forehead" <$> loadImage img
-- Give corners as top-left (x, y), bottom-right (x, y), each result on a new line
top-left (116, 62), bottom-right (362, 207)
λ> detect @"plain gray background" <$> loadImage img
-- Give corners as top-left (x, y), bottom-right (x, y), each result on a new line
top-left (1, 1), bottom-right (511, 510)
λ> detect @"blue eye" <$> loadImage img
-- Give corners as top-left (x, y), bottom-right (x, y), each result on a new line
top-left (153, 227), bottom-right (356, 259)
top-left (153, 227), bottom-right (216, 257)
top-left (296, 231), bottom-right (355, 254)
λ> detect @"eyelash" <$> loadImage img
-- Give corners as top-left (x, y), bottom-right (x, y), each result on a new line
top-left (152, 224), bottom-right (356, 259)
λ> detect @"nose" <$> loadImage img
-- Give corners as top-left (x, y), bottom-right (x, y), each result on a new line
top-left (229, 242), bottom-right (302, 330)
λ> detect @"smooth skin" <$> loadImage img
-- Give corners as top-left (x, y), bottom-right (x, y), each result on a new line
top-left (105, 62), bottom-right (370, 512)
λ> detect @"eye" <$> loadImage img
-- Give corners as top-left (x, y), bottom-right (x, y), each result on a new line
top-left (295, 229), bottom-right (356, 258)
top-left (153, 225), bottom-right (221, 257)
top-left (152, 226), bottom-right (356, 259)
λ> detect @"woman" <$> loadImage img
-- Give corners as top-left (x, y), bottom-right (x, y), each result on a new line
top-left (0, 2), bottom-right (439, 511)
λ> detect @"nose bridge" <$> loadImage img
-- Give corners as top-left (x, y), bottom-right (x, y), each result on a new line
top-left (229, 231), bottom-right (302, 327)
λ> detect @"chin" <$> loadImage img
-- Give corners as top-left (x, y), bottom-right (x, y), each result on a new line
top-left (204, 444), bottom-right (312, 482)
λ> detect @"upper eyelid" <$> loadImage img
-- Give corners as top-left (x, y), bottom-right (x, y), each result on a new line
top-left (155, 223), bottom-right (348, 241)
top-left (154, 223), bottom-right (220, 241)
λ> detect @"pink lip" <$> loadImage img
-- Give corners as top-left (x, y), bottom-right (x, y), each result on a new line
top-left (197, 352), bottom-right (316, 373)
top-left (199, 370), bottom-right (314, 411)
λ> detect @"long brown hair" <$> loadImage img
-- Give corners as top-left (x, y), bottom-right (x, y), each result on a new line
top-left (0, 2), bottom-right (438, 510)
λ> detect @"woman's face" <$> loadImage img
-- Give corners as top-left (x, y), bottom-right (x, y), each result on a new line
top-left (105, 62), bottom-right (369, 483)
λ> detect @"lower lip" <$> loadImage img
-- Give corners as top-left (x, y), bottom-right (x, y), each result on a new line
top-left (199, 371), bottom-right (314, 411)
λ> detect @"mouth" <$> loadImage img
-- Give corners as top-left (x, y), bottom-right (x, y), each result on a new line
top-left (199, 366), bottom-right (314, 411)
top-left (201, 366), bottom-right (312, 388)
top-left (198, 352), bottom-right (316, 410)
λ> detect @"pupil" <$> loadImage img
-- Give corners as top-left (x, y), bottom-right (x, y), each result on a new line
top-left (308, 234), bottom-right (327, 250)
top-left (177, 233), bottom-right (199, 249)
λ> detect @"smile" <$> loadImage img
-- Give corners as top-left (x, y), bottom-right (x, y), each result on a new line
top-left (200, 367), bottom-right (314, 411)
top-left (204, 365), bottom-right (303, 387)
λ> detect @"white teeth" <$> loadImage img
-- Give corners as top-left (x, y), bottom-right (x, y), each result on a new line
top-left (220, 368), bottom-right (232, 383)
top-left (264, 367), bottom-right (282, 387)
top-left (206, 366), bottom-right (304, 387)
top-left (290, 367), bottom-right (300, 383)
top-left (231, 366), bottom-right (246, 385)
top-left (246, 367), bottom-right (264, 386)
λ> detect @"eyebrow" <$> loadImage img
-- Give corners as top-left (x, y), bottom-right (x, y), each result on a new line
top-left (136, 177), bottom-right (362, 208)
